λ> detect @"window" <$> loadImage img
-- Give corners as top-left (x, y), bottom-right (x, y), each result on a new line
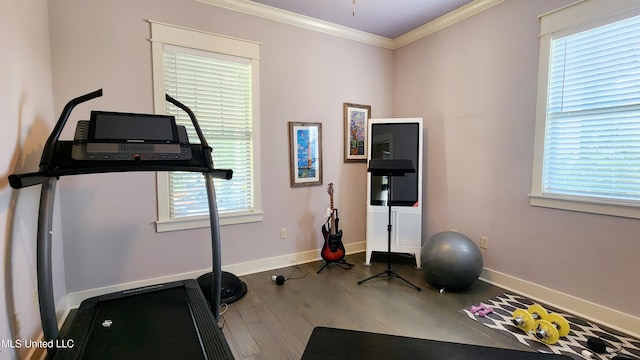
top-left (151, 22), bottom-right (262, 231)
top-left (530, 0), bottom-right (640, 219)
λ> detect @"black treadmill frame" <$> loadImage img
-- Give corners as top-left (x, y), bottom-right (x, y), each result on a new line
top-left (9, 89), bottom-right (234, 359)
top-left (55, 280), bottom-right (229, 360)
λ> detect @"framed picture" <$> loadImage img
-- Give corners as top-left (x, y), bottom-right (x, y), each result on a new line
top-left (289, 122), bottom-right (323, 187)
top-left (343, 103), bottom-right (371, 162)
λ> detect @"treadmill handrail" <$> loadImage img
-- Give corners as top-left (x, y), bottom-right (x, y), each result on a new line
top-left (8, 89), bottom-right (103, 189)
top-left (41, 89), bottom-right (104, 172)
top-left (165, 93), bottom-right (216, 170)
top-left (8, 90), bottom-right (233, 189)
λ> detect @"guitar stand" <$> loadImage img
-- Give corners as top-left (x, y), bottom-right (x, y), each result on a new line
top-left (358, 160), bottom-right (421, 291)
top-left (317, 259), bottom-right (354, 274)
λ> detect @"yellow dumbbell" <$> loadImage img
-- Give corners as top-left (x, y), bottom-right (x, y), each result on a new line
top-left (533, 313), bottom-right (570, 345)
top-left (511, 304), bottom-right (548, 332)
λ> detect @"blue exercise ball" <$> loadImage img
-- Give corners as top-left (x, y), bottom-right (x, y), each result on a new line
top-left (421, 231), bottom-right (483, 291)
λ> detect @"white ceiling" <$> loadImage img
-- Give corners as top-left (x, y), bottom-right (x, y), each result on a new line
top-left (249, 0), bottom-right (474, 39)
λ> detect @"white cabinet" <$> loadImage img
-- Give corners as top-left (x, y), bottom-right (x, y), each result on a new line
top-left (365, 206), bottom-right (422, 268)
top-left (364, 118), bottom-right (423, 269)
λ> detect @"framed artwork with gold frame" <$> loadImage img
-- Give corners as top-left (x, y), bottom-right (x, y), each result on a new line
top-left (343, 103), bottom-right (371, 163)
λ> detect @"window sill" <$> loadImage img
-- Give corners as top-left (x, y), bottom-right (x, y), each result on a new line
top-left (529, 193), bottom-right (640, 219)
top-left (156, 211), bottom-right (263, 232)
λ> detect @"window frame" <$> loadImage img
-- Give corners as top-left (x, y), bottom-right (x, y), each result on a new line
top-left (150, 21), bottom-right (262, 232)
top-left (530, 0), bottom-right (640, 219)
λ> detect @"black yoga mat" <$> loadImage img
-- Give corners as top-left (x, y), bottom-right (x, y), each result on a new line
top-left (302, 326), bottom-right (572, 360)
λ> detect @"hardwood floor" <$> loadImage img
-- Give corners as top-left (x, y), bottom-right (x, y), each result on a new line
top-left (220, 252), bottom-right (533, 360)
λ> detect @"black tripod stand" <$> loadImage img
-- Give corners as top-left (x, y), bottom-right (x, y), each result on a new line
top-left (358, 159), bottom-right (421, 291)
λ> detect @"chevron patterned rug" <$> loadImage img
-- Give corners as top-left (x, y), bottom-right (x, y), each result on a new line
top-left (459, 293), bottom-right (640, 360)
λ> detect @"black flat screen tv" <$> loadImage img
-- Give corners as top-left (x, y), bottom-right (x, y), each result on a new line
top-left (369, 122), bottom-right (420, 206)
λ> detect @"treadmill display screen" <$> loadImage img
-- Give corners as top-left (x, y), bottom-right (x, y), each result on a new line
top-left (89, 111), bottom-right (178, 143)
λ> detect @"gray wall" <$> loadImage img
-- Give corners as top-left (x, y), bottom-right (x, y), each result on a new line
top-left (5, 2), bottom-right (639, 354)
top-left (394, 0), bottom-right (640, 318)
top-left (47, 0), bottom-right (394, 292)
top-left (1, 1), bottom-right (65, 359)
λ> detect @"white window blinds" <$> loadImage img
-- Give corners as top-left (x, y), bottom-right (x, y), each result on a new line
top-left (543, 14), bottom-right (640, 203)
top-left (164, 47), bottom-right (254, 218)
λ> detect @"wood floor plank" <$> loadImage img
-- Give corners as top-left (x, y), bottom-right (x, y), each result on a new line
top-left (252, 302), bottom-right (308, 359)
top-left (223, 310), bottom-right (262, 358)
top-left (246, 320), bottom-right (291, 360)
top-left (222, 252), bottom-right (533, 359)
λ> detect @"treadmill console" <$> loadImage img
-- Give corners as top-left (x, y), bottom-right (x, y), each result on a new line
top-left (71, 111), bottom-right (192, 161)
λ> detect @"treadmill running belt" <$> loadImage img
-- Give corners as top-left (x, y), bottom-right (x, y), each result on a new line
top-left (82, 287), bottom-right (205, 360)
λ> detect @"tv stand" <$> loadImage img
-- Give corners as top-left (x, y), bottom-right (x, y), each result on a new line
top-left (359, 160), bottom-right (421, 291)
top-left (364, 118), bottom-right (423, 269)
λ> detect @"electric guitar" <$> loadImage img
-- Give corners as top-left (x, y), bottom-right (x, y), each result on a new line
top-left (321, 183), bottom-right (346, 262)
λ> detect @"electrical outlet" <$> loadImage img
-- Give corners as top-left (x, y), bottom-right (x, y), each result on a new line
top-left (480, 236), bottom-right (489, 249)
top-left (280, 228), bottom-right (288, 239)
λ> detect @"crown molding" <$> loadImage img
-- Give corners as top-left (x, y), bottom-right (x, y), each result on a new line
top-left (196, 0), bottom-right (505, 50)
top-left (393, 0), bottom-right (505, 49)
top-left (196, 0), bottom-right (395, 49)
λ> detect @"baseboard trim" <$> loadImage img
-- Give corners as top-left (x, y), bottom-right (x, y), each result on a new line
top-left (59, 241), bottom-right (367, 312)
top-left (54, 243), bottom-right (639, 346)
top-left (221, 241), bottom-right (366, 276)
top-left (480, 267), bottom-right (640, 339)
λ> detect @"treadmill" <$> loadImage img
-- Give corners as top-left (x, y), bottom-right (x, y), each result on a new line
top-left (9, 89), bottom-right (234, 359)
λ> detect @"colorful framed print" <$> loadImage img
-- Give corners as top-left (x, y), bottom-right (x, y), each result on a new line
top-left (344, 103), bottom-right (371, 163)
top-left (289, 122), bottom-right (323, 187)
